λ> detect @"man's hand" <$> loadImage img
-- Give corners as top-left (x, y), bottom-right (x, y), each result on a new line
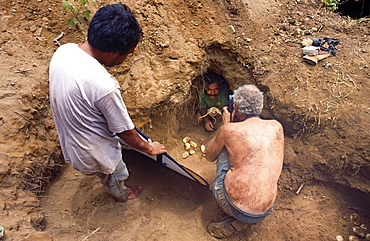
top-left (222, 106), bottom-right (231, 124)
top-left (147, 140), bottom-right (167, 155)
top-left (204, 118), bottom-right (214, 131)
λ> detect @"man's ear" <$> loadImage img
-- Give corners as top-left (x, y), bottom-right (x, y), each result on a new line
top-left (231, 103), bottom-right (237, 121)
top-left (110, 51), bottom-right (120, 57)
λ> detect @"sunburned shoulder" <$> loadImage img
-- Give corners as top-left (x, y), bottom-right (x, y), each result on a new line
top-left (223, 118), bottom-right (282, 130)
top-left (266, 119), bottom-right (283, 129)
top-left (242, 118), bottom-right (283, 133)
top-left (219, 122), bottom-right (237, 131)
top-left (262, 118), bottom-right (282, 125)
top-left (263, 119), bottom-right (284, 138)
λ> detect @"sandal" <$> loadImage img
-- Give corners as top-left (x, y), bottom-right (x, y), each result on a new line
top-left (0, 226), bottom-right (4, 239)
top-left (207, 216), bottom-right (237, 239)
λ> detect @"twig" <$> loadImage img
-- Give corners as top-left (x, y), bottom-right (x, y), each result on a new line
top-left (354, 52), bottom-right (364, 60)
top-left (53, 32), bottom-right (65, 47)
top-left (295, 183), bottom-right (305, 195)
top-left (351, 165), bottom-right (361, 176)
top-left (13, 111), bottom-right (31, 122)
top-left (80, 227), bottom-right (100, 241)
top-left (21, 180), bottom-right (40, 189)
top-left (15, 68), bottom-right (32, 74)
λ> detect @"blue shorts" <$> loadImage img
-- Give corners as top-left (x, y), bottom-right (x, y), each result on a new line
top-left (213, 150), bottom-right (273, 223)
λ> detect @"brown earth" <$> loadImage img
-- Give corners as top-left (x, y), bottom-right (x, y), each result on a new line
top-left (0, 0), bottom-right (369, 240)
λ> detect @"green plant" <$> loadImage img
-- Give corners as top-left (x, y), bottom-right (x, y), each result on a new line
top-left (62, 0), bottom-right (94, 28)
top-left (323, 0), bottom-right (342, 12)
top-left (355, 17), bottom-right (370, 23)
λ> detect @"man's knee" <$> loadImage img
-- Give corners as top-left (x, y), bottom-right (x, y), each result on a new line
top-left (113, 159), bottom-right (129, 180)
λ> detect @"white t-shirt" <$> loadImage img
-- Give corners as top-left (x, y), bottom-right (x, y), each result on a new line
top-left (49, 43), bottom-right (134, 174)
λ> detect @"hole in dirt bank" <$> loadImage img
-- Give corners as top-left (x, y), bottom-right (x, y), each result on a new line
top-left (336, 0), bottom-right (370, 19)
top-left (190, 69), bottom-right (233, 114)
top-left (150, 45), bottom-right (285, 135)
top-left (202, 45), bottom-right (256, 91)
top-left (150, 45), bottom-right (263, 131)
top-left (184, 46), bottom-right (319, 139)
top-left (164, 45), bottom-right (276, 123)
top-left (332, 183), bottom-right (370, 218)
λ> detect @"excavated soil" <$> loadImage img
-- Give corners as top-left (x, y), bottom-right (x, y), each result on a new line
top-left (0, 0), bottom-right (369, 240)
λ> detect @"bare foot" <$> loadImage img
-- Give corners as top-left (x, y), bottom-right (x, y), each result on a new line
top-left (127, 186), bottom-right (143, 200)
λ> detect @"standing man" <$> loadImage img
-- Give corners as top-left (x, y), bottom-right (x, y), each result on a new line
top-left (205, 85), bottom-right (284, 238)
top-left (197, 71), bottom-right (231, 131)
top-left (49, 3), bottom-right (166, 202)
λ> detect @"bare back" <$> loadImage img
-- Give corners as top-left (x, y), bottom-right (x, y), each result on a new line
top-left (208, 117), bottom-right (284, 214)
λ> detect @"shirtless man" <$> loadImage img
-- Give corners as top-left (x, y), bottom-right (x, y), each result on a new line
top-left (205, 84), bottom-right (284, 238)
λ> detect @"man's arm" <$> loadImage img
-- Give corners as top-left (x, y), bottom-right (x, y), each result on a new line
top-left (117, 129), bottom-right (166, 155)
top-left (199, 107), bottom-right (207, 116)
top-left (95, 91), bottom-right (166, 156)
top-left (205, 128), bottom-right (225, 162)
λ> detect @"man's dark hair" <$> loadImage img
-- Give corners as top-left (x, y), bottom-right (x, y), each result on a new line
top-left (204, 70), bottom-right (224, 86)
top-left (87, 3), bottom-right (143, 55)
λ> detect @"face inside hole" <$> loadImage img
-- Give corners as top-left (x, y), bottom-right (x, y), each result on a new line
top-left (205, 82), bottom-right (221, 99)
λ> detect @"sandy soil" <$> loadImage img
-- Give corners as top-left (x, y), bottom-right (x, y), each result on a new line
top-left (0, 0), bottom-right (369, 240)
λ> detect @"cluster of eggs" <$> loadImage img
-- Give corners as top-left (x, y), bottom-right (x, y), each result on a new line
top-left (336, 213), bottom-right (370, 241)
top-left (181, 136), bottom-right (206, 159)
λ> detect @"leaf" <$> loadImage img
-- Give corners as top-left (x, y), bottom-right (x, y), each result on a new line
top-left (69, 5), bottom-right (79, 12)
top-left (62, 0), bottom-right (79, 12)
top-left (67, 17), bottom-right (79, 28)
top-left (79, 0), bottom-right (89, 5)
top-left (62, 0), bottom-right (72, 14)
top-left (82, 10), bottom-right (91, 19)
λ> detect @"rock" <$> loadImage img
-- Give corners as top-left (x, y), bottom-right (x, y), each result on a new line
top-left (184, 142), bottom-right (191, 150)
top-left (353, 226), bottom-right (367, 238)
top-left (5, 47), bottom-right (14, 56)
top-left (336, 235), bottom-right (344, 241)
top-left (30, 25), bottom-right (37, 33)
top-left (366, 233), bottom-right (370, 240)
top-left (361, 224), bottom-right (369, 230)
top-left (349, 235), bottom-right (360, 241)
top-left (350, 213), bottom-right (361, 226)
top-left (182, 136), bottom-right (191, 143)
top-left (189, 140), bottom-right (197, 148)
top-left (200, 144), bottom-right (206, 153)
top-left (182, 151), bottom-right (189, 159)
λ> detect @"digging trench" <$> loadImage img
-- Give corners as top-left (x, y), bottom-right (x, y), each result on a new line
top-left (23, 44), bottom-right (370, 212)
top-left (10, 33), bottom-right (369, 241)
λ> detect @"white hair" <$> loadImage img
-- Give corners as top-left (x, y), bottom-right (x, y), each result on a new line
top-left (233, 85), bottom-right (263, 116)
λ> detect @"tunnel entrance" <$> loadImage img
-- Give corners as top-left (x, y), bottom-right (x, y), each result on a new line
top-left (336, 0), bottom-right (369, 19)
top-left (191, 69), bottom-right (232, 116)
